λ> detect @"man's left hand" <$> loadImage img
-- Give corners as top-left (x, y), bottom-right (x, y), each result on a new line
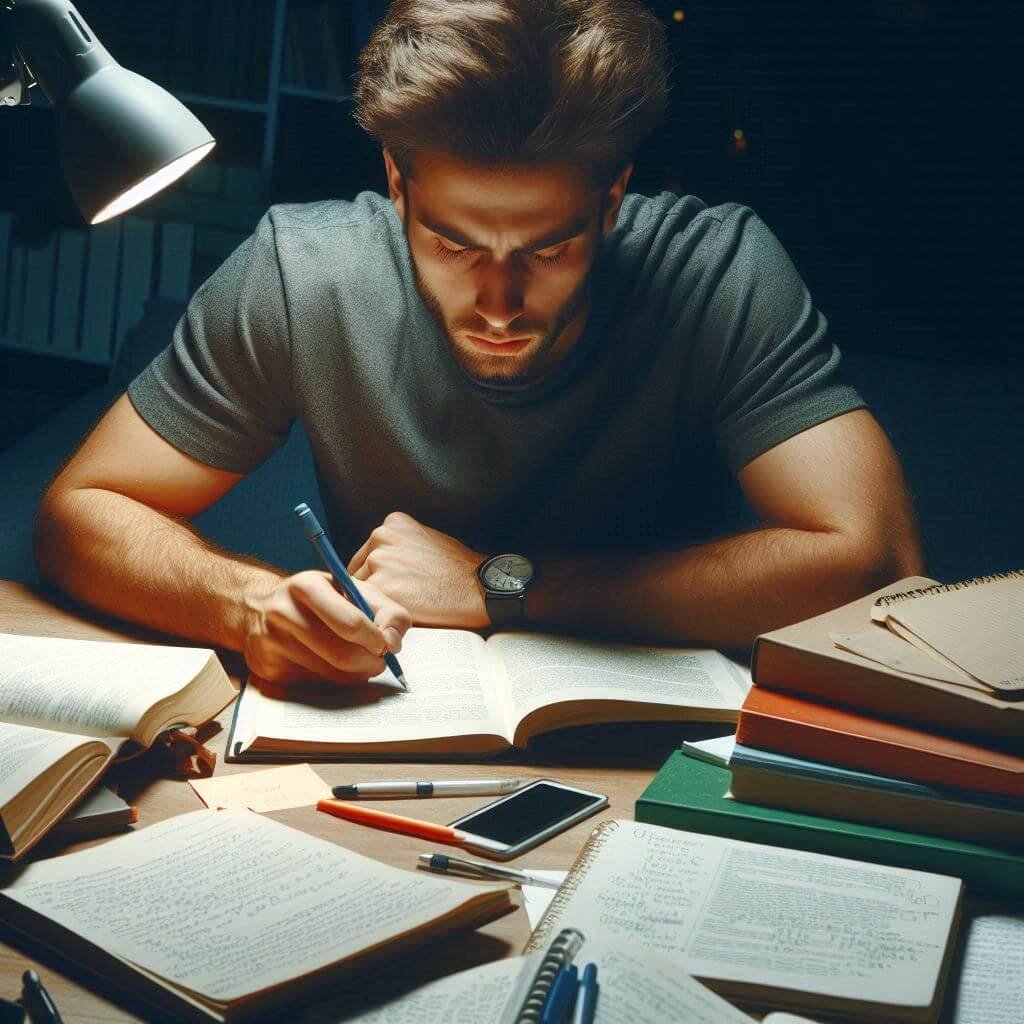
top-left (348, 512), bottom-right (490, 629)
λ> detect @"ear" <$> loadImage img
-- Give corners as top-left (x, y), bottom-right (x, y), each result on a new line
top-left (383, 148), bottom-right (406, 219)
top-left (601, 163), bottom-right (633, 234)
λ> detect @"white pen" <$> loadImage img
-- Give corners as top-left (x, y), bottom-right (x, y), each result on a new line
top-left (418, 852), bottom-right (563, 889)
top-left (331, 778), bottom-right (531, 799)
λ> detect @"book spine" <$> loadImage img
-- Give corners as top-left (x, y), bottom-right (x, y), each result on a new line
top-left (3, 243), bottom-right (26, 342)
top-left (50, 229), bottom-right (88, 353)
top-left (737, 701), bottom-right (1024, 799)
top-left (0, 212), bottom-right (11, 328)
top-left (79, 221), bottom-right (123, 363)
top-left (20, 234), bottom-right (57, 350)
top-left (113, 217), bottom-right (156, 365)
top-left (751, 635), bottom-right (1022, 738)
top-left (634, 795), bottom-right (1024, 901)
top-left (727, 763), bottom-right (1024, 849)
top-left (157, 222), bottom-right (195, 303)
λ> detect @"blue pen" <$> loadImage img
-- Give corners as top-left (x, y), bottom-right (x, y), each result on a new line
top-left (571, 963), bottom-right (599, 1024)
top-left (541, 963), bottom-right (578, 1024)
top-left (294, 503), bottom-right (409, 690)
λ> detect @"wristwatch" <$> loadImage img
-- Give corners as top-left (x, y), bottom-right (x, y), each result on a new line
top-left (477, 553), bottom-right (536, 626)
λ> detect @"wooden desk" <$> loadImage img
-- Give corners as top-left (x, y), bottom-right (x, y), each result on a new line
top-left (0, 582), bottom-right (697, 1022)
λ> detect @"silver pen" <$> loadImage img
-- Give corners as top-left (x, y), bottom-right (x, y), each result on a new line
top-left (418, 852), bottom-right (563, 888)
top-left (332, 778), bottom-right (531, 799)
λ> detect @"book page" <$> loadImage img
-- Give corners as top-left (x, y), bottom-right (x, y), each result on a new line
top-left (488, 633), bottom-right (750, 726)
top-left (1, 809), bottom-right (508, 1005)
top-left (830, 628), bottom-right (983, 689)
top-left (0, 633), bottom-right (212, 739)
top-left (237, 628), bottom-right (510, 747)
top-left (534, 821), bottom-right (960, 1010)
top-left (884, 578), bottom-right (1024, 692)
top-left (943, 911), bottom-right (1024, 1023)
top-left (0, 722), bottom-right (106, 809)
top-left (337, 956), bottom-right (524, 1022)
top-left (576, 939), bottom-right (756, 1024)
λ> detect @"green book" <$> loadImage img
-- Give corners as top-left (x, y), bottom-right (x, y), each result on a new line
top-left (636, 751), bottom-right (1024, 900)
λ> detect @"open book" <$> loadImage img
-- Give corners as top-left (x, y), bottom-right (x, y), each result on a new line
top-left (227, 628), bottom-right (751, 760)
top-left (526, 820), bottom-right (963, 1023)
top-left (0, 809), bottom-right (514, 1022)
top-left (0, 632), bottom-right (235, 861)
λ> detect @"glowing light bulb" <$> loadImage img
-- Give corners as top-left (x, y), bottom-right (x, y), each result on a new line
top-left (673, 10), bottom-right (685, 22)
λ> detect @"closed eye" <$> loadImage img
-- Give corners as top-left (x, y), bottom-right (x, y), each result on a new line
top-left (432, 237), bottom-right (566, 267)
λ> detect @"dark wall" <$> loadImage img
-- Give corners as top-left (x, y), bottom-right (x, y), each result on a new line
top-left (0, 1), bottom-right (1016, 397)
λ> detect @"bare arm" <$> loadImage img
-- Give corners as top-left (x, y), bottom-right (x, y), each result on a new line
top-left (527, 409), bottom-right (924, 654)
top-left (348, 410), bottom-right (924, 659)
top-left (35, 394), bottom-right (410, 684)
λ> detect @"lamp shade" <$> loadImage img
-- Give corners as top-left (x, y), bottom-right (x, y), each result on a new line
top-left (57, 65), bottom-right (215, 224)
top-left (7, 0), bottom-right (215, 224)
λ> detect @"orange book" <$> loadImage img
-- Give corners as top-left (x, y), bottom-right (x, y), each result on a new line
top-left (737, 685), bottom-right (1024, 799)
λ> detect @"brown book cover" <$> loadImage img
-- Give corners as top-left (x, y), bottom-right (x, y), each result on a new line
top-left (737, 686), bottom-right (1024, 798)
top-left (751, 578), bottom-right (1023, 738)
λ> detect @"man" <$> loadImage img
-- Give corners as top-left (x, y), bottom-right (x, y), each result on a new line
top-left (34, 0), bottom-right (922, 687)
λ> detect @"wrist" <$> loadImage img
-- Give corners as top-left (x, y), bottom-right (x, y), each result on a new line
top-left (234, 566), bottom-right (286, 652)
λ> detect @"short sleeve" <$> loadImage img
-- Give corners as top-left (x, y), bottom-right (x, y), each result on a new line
top-left (127, 210), bottom-right (294, 473)
top-left (693, 205), bottom-right (866, 474)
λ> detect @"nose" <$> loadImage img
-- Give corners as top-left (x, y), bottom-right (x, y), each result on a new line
top-left (474, 261), bottom-right (526, 333)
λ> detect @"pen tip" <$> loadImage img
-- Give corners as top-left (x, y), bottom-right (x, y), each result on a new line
top-left (396, 673), bottom-right (409, 690)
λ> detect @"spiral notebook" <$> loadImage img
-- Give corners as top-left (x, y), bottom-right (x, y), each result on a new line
top-left (870, 570), bottom-right (1024, 699)
top-left (526, 819), bottom-right (962, 1023)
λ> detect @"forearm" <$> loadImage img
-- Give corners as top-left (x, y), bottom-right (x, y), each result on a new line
top-left (528, 526), bottom-right (908, 656)
top-left (34, 487), bottom-right (284, 651)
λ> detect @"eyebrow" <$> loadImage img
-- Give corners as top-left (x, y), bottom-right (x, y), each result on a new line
top-left (417, 213), bottom-right (590, 252)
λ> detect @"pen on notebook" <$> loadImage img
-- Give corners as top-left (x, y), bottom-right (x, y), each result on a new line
top-left (317, 799), bottom-right (505, 852)
top-left (571, 963), bottom-right (598, 1024)
top-left (333, 778), bottom-right (530, 799)
top-left (21, 969), bottom-right (64, 1024)
top-left (418, 852), bottom-right (563, 888)
top-left (294, 503), bottom-right (409, 691)
top-left (540, 963), bottom-right (578, 1024)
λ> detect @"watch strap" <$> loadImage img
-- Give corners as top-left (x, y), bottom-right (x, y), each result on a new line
top-left (484, 590), bottom-right (526, 627)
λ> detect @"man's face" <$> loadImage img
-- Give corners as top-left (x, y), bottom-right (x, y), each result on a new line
top-left (386, 148), bottom-right (630, 386)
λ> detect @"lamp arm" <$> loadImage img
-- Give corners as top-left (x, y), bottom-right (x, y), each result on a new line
top-left (0, 4), bottom-right (33, 106)
top-left (0, 0), bottom-right (110, 109)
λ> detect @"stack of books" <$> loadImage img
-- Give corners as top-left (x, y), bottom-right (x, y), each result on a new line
top-left (637, 573), bottom-right (1024, 899)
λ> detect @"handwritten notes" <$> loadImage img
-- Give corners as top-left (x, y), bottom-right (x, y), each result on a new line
top-left (1, 810), bottom-right (508, 1005)
top-left (189, 764), bottom-right (330, 812)
top-left (532, 820), bottom-right (961, 1015)
top-left (946, 912), bottom-right (1024, 1023)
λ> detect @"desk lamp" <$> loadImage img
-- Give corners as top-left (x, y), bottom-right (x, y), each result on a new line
top-left (0, 0), bottom-right (215, 223)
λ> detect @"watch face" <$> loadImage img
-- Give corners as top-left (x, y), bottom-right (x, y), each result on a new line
top-left (481, 554), bottom-right (534, 592)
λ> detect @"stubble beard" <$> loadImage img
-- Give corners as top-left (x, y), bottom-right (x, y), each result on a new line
top-left (405, 228), bottom-right (600, 387)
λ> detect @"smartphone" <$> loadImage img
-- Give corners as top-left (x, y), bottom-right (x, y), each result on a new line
top-left (448, 779), bottom-right (608, 859)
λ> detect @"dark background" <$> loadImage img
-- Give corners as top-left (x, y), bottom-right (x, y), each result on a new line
top-left (0, 0), bottom-right (1019, 580)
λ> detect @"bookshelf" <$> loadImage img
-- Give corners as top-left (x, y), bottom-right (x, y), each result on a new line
top-left (0, 0), bottom-right (381, 369)
top-left (26, 0), bottom-right (376, 187)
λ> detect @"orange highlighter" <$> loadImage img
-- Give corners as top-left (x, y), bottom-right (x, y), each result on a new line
top-left (317, 798), bottom-right (505, 854)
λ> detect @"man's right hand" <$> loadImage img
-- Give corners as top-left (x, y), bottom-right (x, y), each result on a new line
top-left (242, 570), bottom-right (412, 686)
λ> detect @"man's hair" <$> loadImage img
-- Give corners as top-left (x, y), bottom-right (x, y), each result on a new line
top-left (353, 0), bottom-right (670, 188)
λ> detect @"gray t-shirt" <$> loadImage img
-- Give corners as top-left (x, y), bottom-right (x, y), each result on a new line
top-left (128, 190), bottom-right (865, 560)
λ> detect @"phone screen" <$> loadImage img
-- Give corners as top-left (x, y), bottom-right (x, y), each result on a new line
top-left (451, 783), bottom-right (604, 846)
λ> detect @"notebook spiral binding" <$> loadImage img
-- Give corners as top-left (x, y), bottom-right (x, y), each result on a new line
top-left (513, 926), bottom-right (585, 1024)
top-left (874, 569), bottom-right (1024, 609)
top-left (525, 819), bottom-right (620, 952)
